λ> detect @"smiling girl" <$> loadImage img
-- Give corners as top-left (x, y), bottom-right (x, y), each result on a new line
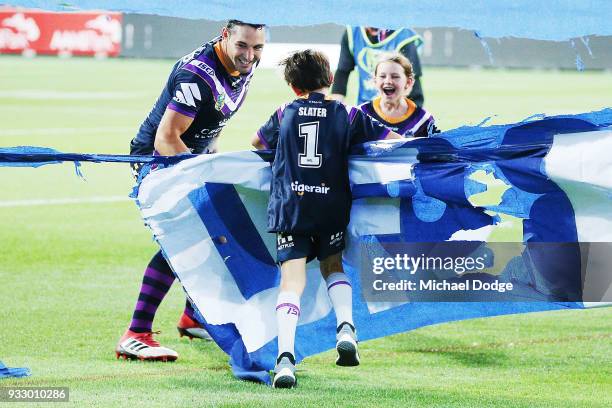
top-left (359, 53), bottom-right (438, 138)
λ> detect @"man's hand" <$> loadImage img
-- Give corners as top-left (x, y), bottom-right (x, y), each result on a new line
top-left (154, 109), bottom-right (193, 155)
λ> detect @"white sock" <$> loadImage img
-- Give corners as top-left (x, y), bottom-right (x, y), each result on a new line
top-left (325, 272), bottom-right (353, 328)
top-left (275, 291), bottom-right (301, 359)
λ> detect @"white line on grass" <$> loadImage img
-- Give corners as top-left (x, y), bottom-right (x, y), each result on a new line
top-left (0, 90), bottom-right (148, 100)
top-left (0, 126), bottom-right (134, 136)
top-left (0, 196), bottom-right (132, 207)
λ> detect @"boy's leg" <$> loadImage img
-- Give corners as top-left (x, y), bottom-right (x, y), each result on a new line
top-left (276, 258), bottom-right (306, 358)
top-left (274, 259), bottom-right (306, 388)
top-left (320, 254), bottom-right (353, 329)
top-left (318, 232), bottom-right (360, 367)
top-left (116, 250), bottom-right (178, 361)
top-left (273, 233), bottom-right (310, 388)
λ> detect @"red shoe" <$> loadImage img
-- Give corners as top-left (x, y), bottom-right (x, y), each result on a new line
top-left (177, 313), bottom-right (213, 341)
top-left (115, 330), bottom-right (178, 361)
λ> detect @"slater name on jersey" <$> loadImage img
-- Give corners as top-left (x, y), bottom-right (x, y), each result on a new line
top-left (298, 107), bottom-right (327, 117)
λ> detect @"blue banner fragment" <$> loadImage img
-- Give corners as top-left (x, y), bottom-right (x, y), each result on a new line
top-left (0, 147), bottom-right (194, 168)
top-left (0, 361), bottom-right (31, 379)
top-left (9, 1), bottom-right (612, 40)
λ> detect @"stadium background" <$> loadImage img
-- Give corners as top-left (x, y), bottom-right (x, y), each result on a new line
top-left (1, 8), bottom-right (611, 407)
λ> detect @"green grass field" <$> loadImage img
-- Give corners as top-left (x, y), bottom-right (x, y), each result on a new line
top-left (0, 55), bottom-right (611, 407)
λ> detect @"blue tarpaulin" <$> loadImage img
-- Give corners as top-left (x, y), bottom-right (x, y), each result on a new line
top-left (9, 0), bottom-right (612, 40)
top-left (0, 361), bottom-right (31, 379)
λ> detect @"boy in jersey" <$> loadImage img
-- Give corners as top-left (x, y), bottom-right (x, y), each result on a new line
top-left (359, 53), bottom-right (438, 138)
top-left (116, 20), bottom-right (265, 362)
top-left (251, 50), bottom-right (402, 388)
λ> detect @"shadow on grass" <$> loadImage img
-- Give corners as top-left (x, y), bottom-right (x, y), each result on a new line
top-left (367, 332), bottom-right (512, 367)
top-left (159, 373), bottom-right (580, 408)
top-left (423, 349), bottom-right (509, 367)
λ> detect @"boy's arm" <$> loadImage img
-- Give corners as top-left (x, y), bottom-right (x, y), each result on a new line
top-left (348, 107), bottom-right (405, 145)
top-left (251, 132), bottom-right (267, 150)
top-left (252, 106), bottom-right (284, 150)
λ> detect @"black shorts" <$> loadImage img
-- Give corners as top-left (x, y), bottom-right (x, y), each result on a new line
top-left (276, 231), bottom-right (345, 264)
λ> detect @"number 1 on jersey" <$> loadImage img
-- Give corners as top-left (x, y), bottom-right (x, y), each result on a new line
top-left (298, 122), bottom-right (322, 168)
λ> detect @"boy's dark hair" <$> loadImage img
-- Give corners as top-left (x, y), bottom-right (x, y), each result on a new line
top-left (225, 19), bottom-right (265, 31)
top-left (280, 49), bottom-right (332, 92)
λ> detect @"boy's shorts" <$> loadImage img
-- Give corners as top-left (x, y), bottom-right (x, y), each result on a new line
top-left (276, 230), bottom-right (345, 264)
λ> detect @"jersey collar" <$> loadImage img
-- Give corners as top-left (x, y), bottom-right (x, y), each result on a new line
top-left (308, 92), bottom-right (326, 101)
top-left (214, 41), bottom-right (241, 77)
top-left (372, 96), bottom-right (416, 124)
top-left (297, 92), bottom-right (328, 101)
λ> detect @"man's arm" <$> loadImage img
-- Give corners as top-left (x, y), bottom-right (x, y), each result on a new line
top-left (153, 109), bottom-right (193, 155)
top-left (330, 31), bottom-right (355, 101)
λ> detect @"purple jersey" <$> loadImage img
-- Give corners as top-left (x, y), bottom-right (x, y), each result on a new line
top-left (130, 37), bottom-right (254, 156)
top-left (358, 97), bottom-right (437, 138)
top-left (257, 93), bottom-right (390, 234)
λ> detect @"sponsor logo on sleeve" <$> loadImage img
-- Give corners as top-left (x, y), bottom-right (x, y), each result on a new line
top-left (173, 83), bottom-right (201, 108)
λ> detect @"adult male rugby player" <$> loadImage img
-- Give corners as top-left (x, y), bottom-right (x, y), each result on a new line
top-left (116, 20), bottom-right (265, 362)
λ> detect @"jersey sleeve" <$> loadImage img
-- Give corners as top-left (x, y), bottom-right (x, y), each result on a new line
top-left (256, 106), bottom-right (283, 149)
top-left (166, 69), bottom-right (213, 118)
top-left (426, 116), bottom-right (441, 136)
top-left (347, 106), bottom-right (390, 146)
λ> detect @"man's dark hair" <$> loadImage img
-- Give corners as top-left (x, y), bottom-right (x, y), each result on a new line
top-left (280, 49), bottom-right (332, 92)
top-left (225, 19), bottom-right (265, 31)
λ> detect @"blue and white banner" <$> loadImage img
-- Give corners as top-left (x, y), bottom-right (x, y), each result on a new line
top-left (135, 110), bottom-right (612, 384)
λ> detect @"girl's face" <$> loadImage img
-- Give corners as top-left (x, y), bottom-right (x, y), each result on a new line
top-left (374, 61), bottom-right (414, 103)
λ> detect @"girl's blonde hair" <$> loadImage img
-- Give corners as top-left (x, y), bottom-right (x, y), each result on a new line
top-left (374, 53), bottom-right (415, 81)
